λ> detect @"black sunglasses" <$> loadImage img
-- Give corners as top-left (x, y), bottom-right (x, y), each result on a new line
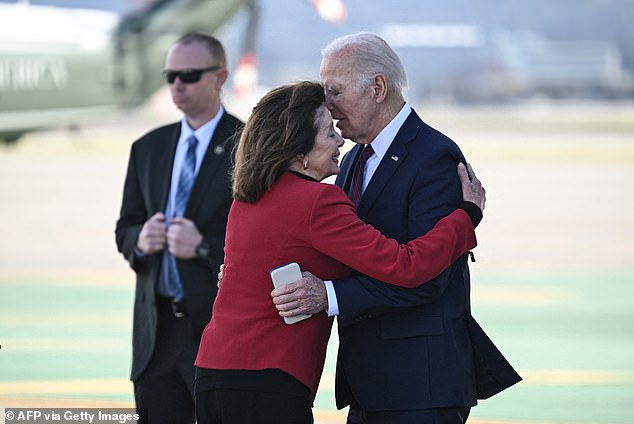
top-left (162, 66), bottom-right (222, 84)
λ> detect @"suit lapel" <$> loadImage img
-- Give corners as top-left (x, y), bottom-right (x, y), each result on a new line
top-left (357, 111), bottom-right (419, 216)
top-left (336, 143), bottom-right (362, 191)
top-left (185, 113), bottom-right (233, 216)
top-left (158, 125), bottom-right (181, 212)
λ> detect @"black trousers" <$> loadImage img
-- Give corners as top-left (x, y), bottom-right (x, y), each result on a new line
top-left (195, 368), bottom-right (313, 424)
top-left (347, 405), bottom-right (471, 424)
top-left (134, 296), bottom-right (197, 424)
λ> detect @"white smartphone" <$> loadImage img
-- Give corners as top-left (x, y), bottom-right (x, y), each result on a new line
top-left (270, 262), bottom-right (312, 325)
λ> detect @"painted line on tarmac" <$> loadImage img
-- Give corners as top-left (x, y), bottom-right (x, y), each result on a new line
top-left (2, 369), bottom-right (631, 399)
top-left (0, 268), bottom-right (133, 287)
top-left (0, 336), bottom-right (129, 353)
top-left (521, 369), bottom-right (634, 385)
top-left (0, 376), bottom-right (624, 424)
top-left (0, 379), bottom-right (132, 396)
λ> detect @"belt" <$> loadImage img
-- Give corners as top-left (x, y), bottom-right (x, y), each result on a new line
top-left (157, 295), bottom-right (186, 318)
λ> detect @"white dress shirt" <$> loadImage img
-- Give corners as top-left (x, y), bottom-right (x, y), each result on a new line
top-left (165, 107), bottom-right (224, 222)
top-left (158, 107), bottom-right (224, 297)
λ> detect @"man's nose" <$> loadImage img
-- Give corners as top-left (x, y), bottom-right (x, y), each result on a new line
top-left (172, 76), bottom-right (187, 87)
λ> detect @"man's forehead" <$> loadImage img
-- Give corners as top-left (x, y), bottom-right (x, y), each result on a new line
top-left (321, 70), bottom-right (350, 88)
top-left (321, 56), bottom-right (355, 87)
top-left (166, 42), bottom-right (213, 68)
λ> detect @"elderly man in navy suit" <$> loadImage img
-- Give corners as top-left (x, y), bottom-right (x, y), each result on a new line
top-left (273, 32), bottom-right (520, 423)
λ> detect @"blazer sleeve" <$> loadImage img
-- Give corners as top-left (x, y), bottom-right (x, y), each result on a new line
top-left (308, 184), bottom-right (476, 288)
top-left (115, 143), bottom-right (149, 272)
top-left (332, 149), bottom-right (467, 325)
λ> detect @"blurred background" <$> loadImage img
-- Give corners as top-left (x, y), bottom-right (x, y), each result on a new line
top-left (1, 0), bottom-right (633, 423)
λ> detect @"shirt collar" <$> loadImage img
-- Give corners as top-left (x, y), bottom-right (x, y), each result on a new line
top-left (367, 103), bottom-right (411, 161)
top-left (179, 105), bottom-right (225, 152)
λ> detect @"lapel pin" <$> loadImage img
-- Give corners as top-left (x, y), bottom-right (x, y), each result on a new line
top-left (391, 155), bottom-right (399, 162)
top-left (214, 145), bottom-right (225, 155)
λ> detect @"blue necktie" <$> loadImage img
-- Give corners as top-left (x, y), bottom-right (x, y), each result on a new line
top-left (348, 144), bottom-right (374, 206)
top-left (165, 135), bottom-right (198, 300)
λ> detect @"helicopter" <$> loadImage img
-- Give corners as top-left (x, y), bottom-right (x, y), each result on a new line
top-left (0, 0), bottom-right (347, 144)
top-left (0, 0), bottom-right (260, 144)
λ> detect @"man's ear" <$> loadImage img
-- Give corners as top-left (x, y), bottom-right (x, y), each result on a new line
top-left (217, 68), bottom-right (229, 87)
top-left (373, 74), bottom-right (388, 103)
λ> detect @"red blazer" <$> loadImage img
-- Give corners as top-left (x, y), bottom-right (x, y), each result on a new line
top-left (195, 172), bottom-right (476, 399)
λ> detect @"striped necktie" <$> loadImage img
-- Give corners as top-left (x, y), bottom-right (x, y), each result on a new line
top-left (165, 135), bottom-right (198, 300)
top-left (348, 144), bottom-right (374, 206)
top-left (173, 135), bottom-right (198, 216)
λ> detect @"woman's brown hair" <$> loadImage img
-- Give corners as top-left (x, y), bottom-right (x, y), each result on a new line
top-left (232, 81), bottom-right (325, 203)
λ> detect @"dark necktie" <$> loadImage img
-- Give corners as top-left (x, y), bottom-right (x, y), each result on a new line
top-left (348, 144), bottom-right (374, 206)
top-left (173, 135), bottom-right (199, 216)
top-left (165, 135), bottom-right (198, 300)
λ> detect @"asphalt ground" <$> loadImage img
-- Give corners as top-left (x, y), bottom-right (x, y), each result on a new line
top-left (1, 102), bottom-right (633, 423)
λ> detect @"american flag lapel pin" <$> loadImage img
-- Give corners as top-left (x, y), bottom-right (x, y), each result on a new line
top-left (391, 155), bottom-right (399, 162)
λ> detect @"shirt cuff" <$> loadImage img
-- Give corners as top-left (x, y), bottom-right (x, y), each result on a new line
top-left (459, 201), bottom-right (483, 228)
top-left (324, 280), bottom-right (340, 317)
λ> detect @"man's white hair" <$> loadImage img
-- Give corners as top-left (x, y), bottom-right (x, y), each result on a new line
top-left (322, 32), bottom-right (407, 97)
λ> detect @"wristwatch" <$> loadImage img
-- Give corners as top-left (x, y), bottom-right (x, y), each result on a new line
top-left (195, 241), bottom-right (210, 259)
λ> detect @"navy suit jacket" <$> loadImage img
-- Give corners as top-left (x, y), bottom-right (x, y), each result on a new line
top-left (115, 111), bottom-right (243, 381)
top-left (333, 109), bottom-right (520, 411)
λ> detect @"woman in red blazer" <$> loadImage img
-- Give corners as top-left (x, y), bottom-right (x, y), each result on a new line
top-left (194, 82), bottom-right (485, 424)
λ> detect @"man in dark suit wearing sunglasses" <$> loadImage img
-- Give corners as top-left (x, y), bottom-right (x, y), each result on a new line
top-left (115, 32), bottom-right (243, 424)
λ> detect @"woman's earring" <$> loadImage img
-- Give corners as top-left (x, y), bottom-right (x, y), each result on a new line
top-left (303, 158), bottom-right (309, 170)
